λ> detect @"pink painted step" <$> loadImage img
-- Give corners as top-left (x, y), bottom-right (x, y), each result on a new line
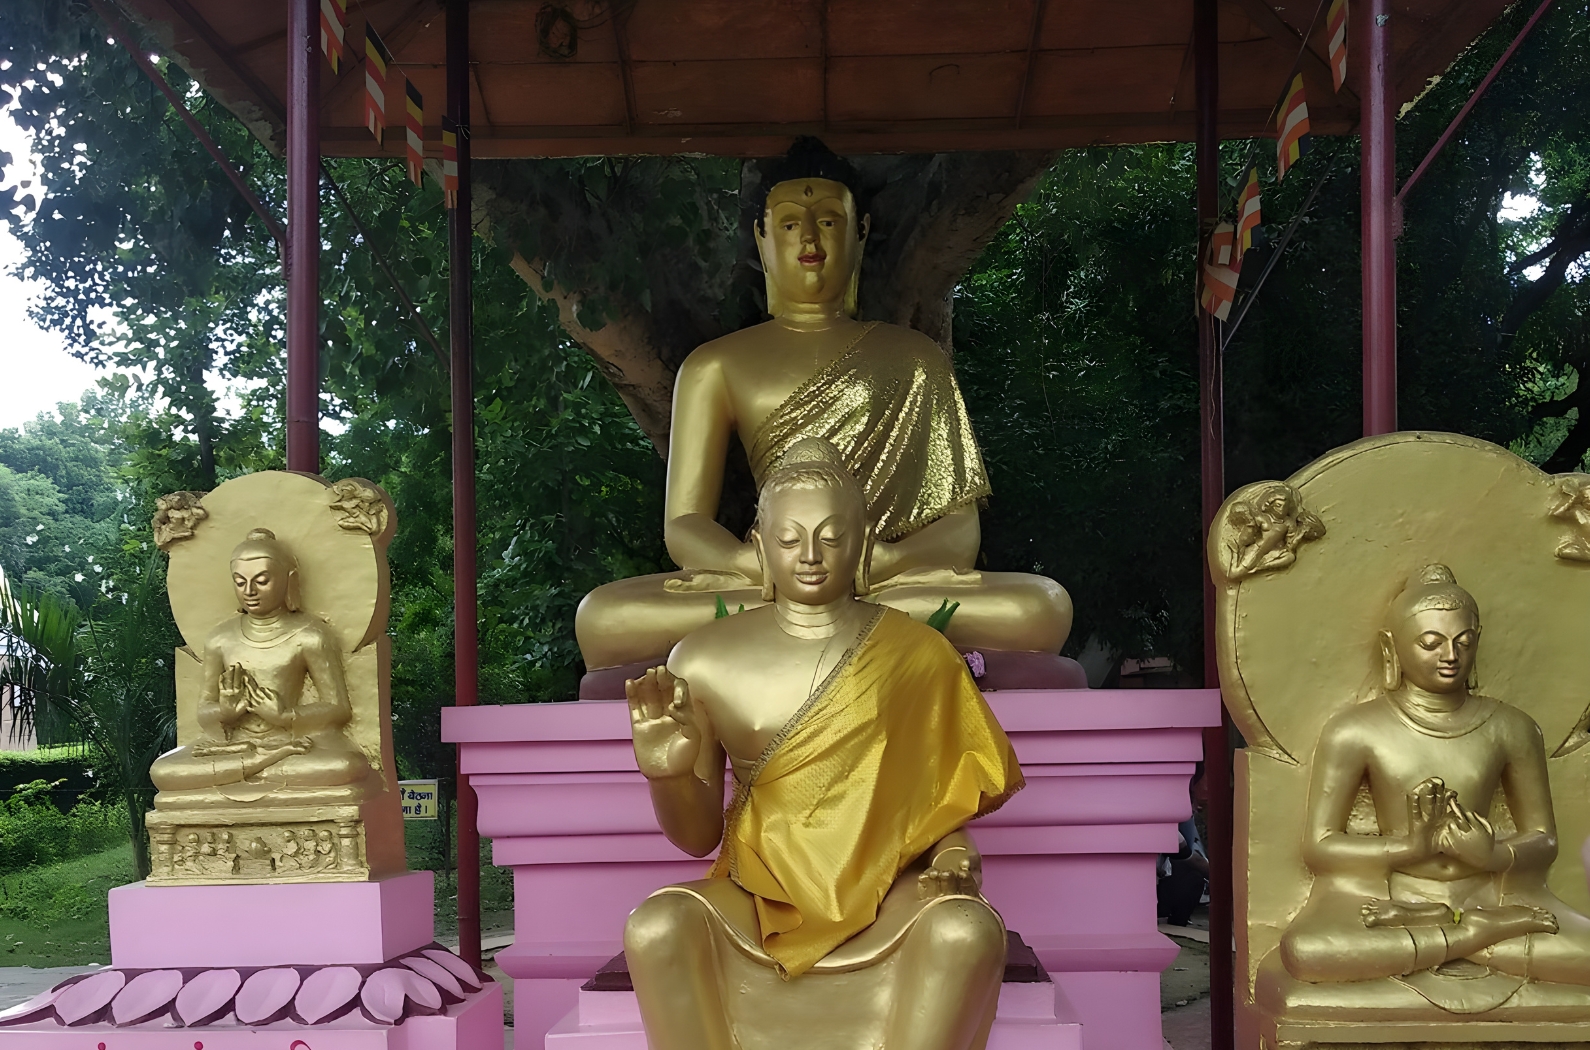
top-left (544, 979), bottom-right (1082, 1049)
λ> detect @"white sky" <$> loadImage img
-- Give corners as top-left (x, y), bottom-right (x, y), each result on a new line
top-left (0, 105), bottom-right (105, 431)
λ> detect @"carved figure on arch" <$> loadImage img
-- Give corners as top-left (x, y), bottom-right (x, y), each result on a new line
top-left (1550, 474), bottom-right (1590, 562)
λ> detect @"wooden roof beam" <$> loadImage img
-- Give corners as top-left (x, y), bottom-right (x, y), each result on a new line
top-left (612, 9), bottom-right (637, 133)
top-left (1014, 0), bottom-right (1048, 128)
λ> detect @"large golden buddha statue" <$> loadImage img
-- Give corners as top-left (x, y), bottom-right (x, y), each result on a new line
top-left (1212, 432), bottom-right (1590, 1048)
top-left (145, 472), bottom-right (404, 885)
top-left (621, 439), bottom-right (1023, 1050)
top-left (577, 138), bottom-right (1073, 675)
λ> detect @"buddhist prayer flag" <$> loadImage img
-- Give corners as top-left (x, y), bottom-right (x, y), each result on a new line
top-left (404, 78), bottom-right (425, 186)
top-left (363, 25), bottom-right (392, 143)
top-left (1276, 73), bottom-right (1313, 180)
top-left (441, 118), bottom-right (459, 209)
top-left (1200, 222), bottom-right (1240, 322)
top-left (1235, 166), bottom-right (1262, 262)
top-left (1327, 0), bottom-right (1349, 91)
top-left (319, 0), bottom-right (348, 74)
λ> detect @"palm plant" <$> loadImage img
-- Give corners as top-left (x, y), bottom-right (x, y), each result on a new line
top-left (0, 557), bottom-right (178, 879)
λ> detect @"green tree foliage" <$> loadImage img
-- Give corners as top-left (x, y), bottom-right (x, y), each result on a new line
top-left (0, 400), bottom-right (123, 600)
top-left (956, 147), bottom-right (1203, 667)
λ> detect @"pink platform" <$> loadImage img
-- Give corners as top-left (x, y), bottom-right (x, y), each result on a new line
top-left (444, 687), bottom-right (1220, 1050)
top-left (546, 972), bottom-right (1083, 1048)
top-left (0, 872), bottom-right (504, 1049)
top-left (109, 871), bottom-right (437, 968)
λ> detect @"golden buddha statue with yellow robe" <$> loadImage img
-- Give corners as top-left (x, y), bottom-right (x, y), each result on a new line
top-left (577, 139), bottom-right (1073, 675)
top-left (145, 471), bottom-right (405, 885)
top-left (622, 439), bottom-right (1023, 1050)
top-left (1211, 432), bottom-right (1590, 1048)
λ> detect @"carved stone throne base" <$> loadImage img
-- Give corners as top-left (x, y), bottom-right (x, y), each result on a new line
top-left (146, 801), bottom-right (380, 885)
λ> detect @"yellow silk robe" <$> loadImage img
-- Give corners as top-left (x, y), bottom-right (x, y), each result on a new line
top-left (748, 323), bottom-right (993, 543)
top-left (708, 607), bottom-right (1024, 977)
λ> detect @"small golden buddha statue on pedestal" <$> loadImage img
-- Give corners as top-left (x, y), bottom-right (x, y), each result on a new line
top-left (145, 471), bottom-right (404, 885)
top-left (622, 439), bottom-right (1023, 1050)
top-left (151, 528), bottom-right (371, 796)
top-left (1212, 432), bottom-right (1590, 1049)
top-left (1281, 564), bottom-right (1590, 995)
top-left (577, 138), bottom-right (1073, 678)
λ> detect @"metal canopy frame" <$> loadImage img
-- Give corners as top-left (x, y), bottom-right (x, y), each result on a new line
top-left (103, 1), bottom-right (1530, 1045)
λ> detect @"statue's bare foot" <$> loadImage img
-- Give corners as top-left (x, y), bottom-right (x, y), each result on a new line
top-left (1463, 904), bottom-right (1559, 943)
top-left (1362, 899), bottom-right (1451, 928)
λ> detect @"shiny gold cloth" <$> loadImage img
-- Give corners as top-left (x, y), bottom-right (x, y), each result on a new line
top-left (709, 607), bottom-right (1023, 977)
top-left (748, 324), bottom-right (993, 542)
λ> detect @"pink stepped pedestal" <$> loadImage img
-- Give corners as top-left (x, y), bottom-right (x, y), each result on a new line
top-left (546, 974), bottom-right (1082, 1048)
top-left (444, 688), bottom-right (1220, 1050)
top-left (0, 871), bottom-right (504, 1049)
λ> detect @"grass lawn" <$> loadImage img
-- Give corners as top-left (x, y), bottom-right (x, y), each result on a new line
top-left (0, 823), bottom-right (515, 968)
top-left (0, 843), bottom-right (134, 966)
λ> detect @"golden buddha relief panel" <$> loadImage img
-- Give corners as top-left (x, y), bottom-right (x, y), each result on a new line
top-left (147, 471), bottom-right (404, 885)
top-left (1212, 432), bottom-right (1590, 1026)
top-left (147, 814), bottom-right (369, 885)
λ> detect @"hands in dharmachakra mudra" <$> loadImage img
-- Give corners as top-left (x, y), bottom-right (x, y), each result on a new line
top-left (623, 437), bottom-right (1023, 1050)
top-left (151, 526), bottom-right (369, 797)
top-left (1282, 563), bottom-right (1590, 988)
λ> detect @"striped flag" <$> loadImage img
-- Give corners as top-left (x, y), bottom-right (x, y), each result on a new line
top-left (440, 119), bottom-right (459, 209)
top-left (1327, 0), bottom-right (1349, 92)
top-left (404, 78), bottom-right (425, 186)
top-left (319, 0), bottom-right (348, 74)
top-left (364, 25), bottom-right (392, 143)
top-left (1276, 73), bottom-right (1312, 180)
top-left (1235, 166), bottom-right (1262, 262)
top-left (1200, 222), bottom-right (1240, 321)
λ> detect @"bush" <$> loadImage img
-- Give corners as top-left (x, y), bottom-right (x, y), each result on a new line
top-left (0, 746), bottom-right (100, 809)
top-left (0, 779), bottom-right (127, 874)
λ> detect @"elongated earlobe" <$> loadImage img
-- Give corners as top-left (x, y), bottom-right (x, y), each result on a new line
top-left (854, 522), bottom-right (874, 597)
top-left (752, 529), bottom-right (774, 603)
top-left (1379, 629), bottom-right (1401, 692)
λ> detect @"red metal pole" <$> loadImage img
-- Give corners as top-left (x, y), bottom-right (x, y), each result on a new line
top-left (447, 0), bottom-right (482, 973)
top-left (285, 0), bottom-right (320, 473)
top-left (1361, 0), bottom-right (1397, 436)
top-left (1194, 2), bottom-right (1233, 1049)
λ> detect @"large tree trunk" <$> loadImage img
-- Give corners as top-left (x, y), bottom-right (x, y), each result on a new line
top-left (475, 151), bottom-right (1055, 455)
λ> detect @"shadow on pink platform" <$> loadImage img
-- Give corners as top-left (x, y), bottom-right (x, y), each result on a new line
top-left (443, 687), bottom-right (1221, 1050)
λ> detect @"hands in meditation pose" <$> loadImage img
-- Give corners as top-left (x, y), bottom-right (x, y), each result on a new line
top-left (1281, 564), bottom-right (1590, 988)
top-left (151, 528), bottom-right (371, 801)
top-left (622, 439), bottom-right (1024, 1050)
top-left (576, 138), bottom-right (1072, 671)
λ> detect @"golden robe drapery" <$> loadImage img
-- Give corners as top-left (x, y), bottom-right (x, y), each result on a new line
top-left (747, 324), bottom-right (993, 543)
top-left (708, 607), bottom-right (1024, 977)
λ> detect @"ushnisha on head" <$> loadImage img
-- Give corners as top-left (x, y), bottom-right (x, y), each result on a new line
top-left (1379, 564), bottom-right (1482, 695)
top-left (752, 137), bottom-right (871, 319)
top-left (752, 438), bottom-right (870, 605)
top-left (229, 527), bottom-right (302, 616)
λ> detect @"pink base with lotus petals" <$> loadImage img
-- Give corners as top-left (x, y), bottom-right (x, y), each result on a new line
top-left (0, 875), bottom-right (504, 1050)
